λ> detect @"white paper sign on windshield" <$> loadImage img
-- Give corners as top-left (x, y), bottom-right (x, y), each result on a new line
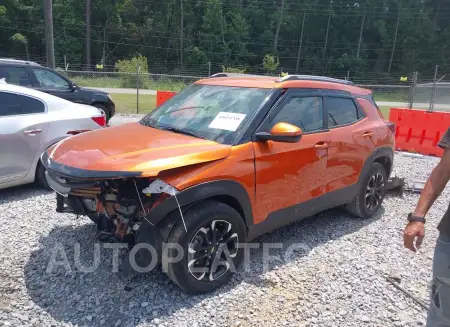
top-left (208, 112), bottom-right (247, 131)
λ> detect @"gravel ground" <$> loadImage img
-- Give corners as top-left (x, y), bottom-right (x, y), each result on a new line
top-left (0, 115), bottom-right (446, 327)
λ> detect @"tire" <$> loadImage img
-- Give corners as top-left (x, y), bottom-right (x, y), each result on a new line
top-left (345, 162), bottom-right (387, 219)
top-left (35, 161), bottom-right (51, 190)
top-left (162, 200), bottom-right (246, 294)
top-left (93, 103), bottom-right (110, 122)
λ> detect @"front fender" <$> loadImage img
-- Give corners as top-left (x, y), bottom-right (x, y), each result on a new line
top-left (87, 93), bottom-right (109, 106)
top-left (143, 179), bottom-right (254, 227)
top-left (134, 179), bottom-right (253, 258)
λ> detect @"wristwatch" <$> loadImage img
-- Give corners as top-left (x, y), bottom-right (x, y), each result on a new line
top-left (407, 213), bottom-right (426, 224)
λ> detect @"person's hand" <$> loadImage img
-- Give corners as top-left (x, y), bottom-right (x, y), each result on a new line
top-left (403, 221), bottom-right (425, 252)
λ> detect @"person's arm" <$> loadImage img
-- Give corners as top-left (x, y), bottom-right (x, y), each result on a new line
top-left (404, 136), bottom-right (450, 252)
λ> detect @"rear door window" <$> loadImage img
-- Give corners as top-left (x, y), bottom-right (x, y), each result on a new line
top-left (0, 66), bottom-right (32, 87)
top-left (324, 97), bottom-right (362, 128)
top-left (0, 92), bottom-right (45, 117)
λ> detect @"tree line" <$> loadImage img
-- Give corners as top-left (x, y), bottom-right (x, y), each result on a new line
top-left (1, 0), bottom-right (449, 82)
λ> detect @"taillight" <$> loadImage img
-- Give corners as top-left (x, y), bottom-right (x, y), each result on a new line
top-left (386, 121), bottom-right (396, 134)
top-left (91, 116), bottom-right (106, 127)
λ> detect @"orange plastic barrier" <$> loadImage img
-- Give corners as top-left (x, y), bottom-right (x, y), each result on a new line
top-left (156, 90), bottom-right (177, 107)
top-left (389, 108), bottom-right (450, 157)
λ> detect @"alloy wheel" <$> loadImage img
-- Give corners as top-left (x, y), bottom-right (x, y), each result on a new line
top-left (365, 172), bottom-right (385, 211)
top-left (187, 220), bottom-right (239, 281)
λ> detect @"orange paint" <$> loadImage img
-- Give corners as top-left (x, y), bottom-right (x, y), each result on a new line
top-left (270, 122), bottom-right (303, 137)
top-left (46, 74), bottom-right (393, 227)
top-left (47, 122), bottom-right (231, 176)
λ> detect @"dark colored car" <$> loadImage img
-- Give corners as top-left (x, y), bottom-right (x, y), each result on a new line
top-left (0, 59), bottom-right (115, 121)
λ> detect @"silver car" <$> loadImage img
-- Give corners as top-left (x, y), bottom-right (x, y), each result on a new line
top-left (0, 80), bottom-right (106, 190)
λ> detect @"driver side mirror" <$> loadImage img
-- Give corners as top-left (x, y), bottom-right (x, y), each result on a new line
top-left (69, 82), bottom-right (77, 90)
top-left (255, 122), bottom-right (303, 143)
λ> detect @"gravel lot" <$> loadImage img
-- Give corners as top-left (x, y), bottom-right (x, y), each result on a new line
top-left (0, 114), bottom-right (446, 327)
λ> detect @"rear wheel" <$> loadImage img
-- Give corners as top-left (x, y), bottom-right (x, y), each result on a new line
top-left (345, 162), bottom-right (387, 218)
top-left (163, 200), bottom-right (246, 294)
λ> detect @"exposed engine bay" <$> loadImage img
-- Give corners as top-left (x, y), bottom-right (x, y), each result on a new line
top-left (48, 171), bottom-right (178, 245)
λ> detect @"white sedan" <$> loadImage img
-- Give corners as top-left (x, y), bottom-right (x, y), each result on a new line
top-left (0, 80), bottom-right (106, 190)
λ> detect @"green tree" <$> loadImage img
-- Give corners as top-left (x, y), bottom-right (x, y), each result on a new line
top-left (114, 55), bottom-right (149, 88)
top-left (0, 0), bottom-right (449, 78)
top-left (263, 54), bottom-right (279, 74)
top-left (222, 65), bottom-right (246, 73)
top-left (10, 33), bottom-right (29, 60)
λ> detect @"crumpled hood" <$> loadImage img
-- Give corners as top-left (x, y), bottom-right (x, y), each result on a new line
top-left (46, 122), bottom-right (231, 177)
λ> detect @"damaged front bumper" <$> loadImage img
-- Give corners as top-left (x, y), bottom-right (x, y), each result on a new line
top-left (41, 151), bottom-right (181, 232)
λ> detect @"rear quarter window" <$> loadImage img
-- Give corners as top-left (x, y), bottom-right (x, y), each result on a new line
top-left (324, 97), bottom-right (362, 127)
top-left (0, 92), bottom-right (45, 116)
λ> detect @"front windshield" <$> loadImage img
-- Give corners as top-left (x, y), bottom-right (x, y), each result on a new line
top-left (140, 84), bottom-right (271, 144)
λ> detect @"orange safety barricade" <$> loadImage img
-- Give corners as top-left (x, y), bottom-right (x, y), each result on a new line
top-left (156, 90), bottom-right (177, 107)
top-left (389, 108), bottom-right (450, 157)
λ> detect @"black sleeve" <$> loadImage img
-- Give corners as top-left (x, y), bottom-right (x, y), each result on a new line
top-left (438, 127), bottom-right (450, 149)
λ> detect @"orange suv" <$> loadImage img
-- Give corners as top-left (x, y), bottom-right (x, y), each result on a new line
top-left (42, 74), bottom-right (395, 294)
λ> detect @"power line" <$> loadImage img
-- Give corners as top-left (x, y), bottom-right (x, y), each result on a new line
top-left (5, 23), bottom-right (450, 60)
top-left (5, 19), bottom-right (448, 54)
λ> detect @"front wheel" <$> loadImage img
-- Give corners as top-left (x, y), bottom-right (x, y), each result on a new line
top-left (163, 200), bottom-right (246, 294)
top-left (345, 162), bottom-right (387, 218)
top-left (35, 161), bottom-right (51, 190)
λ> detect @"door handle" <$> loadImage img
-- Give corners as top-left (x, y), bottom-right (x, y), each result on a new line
top-left (363, 131), bottom-right (374, 138)
top-left (24, 129), bottom-right (42, 135)
top-left (314, 142), bottom-right (328, 149)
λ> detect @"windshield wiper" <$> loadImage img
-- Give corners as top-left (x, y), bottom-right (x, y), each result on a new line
top-left (158, 126), bottom-right (208, 140)
top-left (140, 119), bottom-right (156, 127)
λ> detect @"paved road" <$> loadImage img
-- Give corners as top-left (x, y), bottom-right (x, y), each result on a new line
top-left (377, 101), bottom-right (450, 110)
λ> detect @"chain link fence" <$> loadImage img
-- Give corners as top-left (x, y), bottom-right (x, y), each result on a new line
top-left (59, 68), bottom-right (450, 115)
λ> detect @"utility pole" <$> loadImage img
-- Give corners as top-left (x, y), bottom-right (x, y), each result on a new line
top-left (323, 13), bottom-right (331, 71)
top-left (86, 0), bottom-right (91, 70)
top-left (356, 13), bottom-right (365, 59)
top-left (180, 0), bottom-right (184, 69)
top-left (43, 0), bottom-right (55, 68)
top-left (273, 0), bottom-right (285, 51)
top-left (388, 8), bottom-right (401, 74)
top-left (295, 12), bottom-right (306, 73)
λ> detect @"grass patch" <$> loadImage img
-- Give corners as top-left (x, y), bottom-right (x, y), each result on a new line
top-left (110, 93), bottom-right (395, 119)
top-left (110, 93), bottom-right (156, 114)
top-left (70, 75), bottom-right (192, 91)
top-left (71, 76), bottom-right (122, 88)
top-left (378, 106), bottom-right (391, 118)
top-left (372, 91), bottom-right (409, 103)
top-left (70, 75), bottom-right (411, 103)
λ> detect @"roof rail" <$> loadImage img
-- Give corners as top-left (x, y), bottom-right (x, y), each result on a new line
top-left (209, 73), bottom-right (271, 78)
top-left (277, 74), bottom-right (354, 85)
top-left (0, 58), bottom-right (41, 66)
